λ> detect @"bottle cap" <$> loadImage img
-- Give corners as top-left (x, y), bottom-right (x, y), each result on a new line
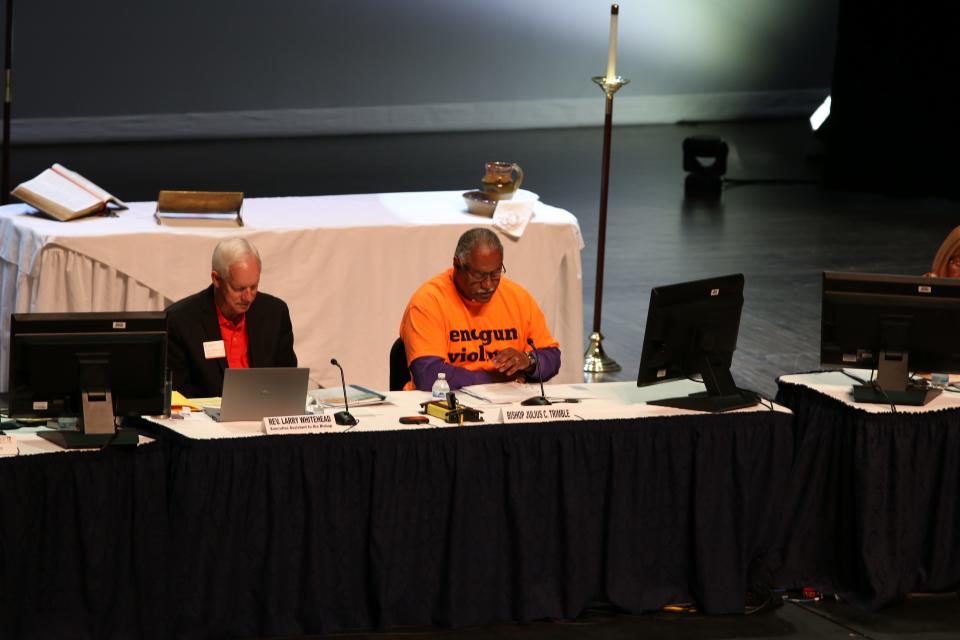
top-left (438, 373), bottom-right (446, 379)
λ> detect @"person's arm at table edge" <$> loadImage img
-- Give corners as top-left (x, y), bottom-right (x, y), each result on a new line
top-left (410, 346), bottom-right (559, 391)
top-left (409, 356), bottom-right (502, 391)
top-left (530, 346), bottom-right (561, 382)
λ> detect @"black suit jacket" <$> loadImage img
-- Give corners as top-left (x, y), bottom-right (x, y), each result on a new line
top-left (166, 285), bottom-right (297, 398)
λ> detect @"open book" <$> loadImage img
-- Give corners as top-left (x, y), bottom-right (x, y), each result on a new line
top-left (11, 164), bottom-right (126, 221)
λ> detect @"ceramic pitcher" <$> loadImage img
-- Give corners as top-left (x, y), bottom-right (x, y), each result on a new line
top-left (480, 162), bottom-right (524, 199)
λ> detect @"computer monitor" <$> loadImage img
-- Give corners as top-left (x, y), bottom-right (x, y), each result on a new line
top-left (8, 311), bottom-right (168, 447)
top-left (821, 271), bottom-right (960, 405)
top-left (637, 273), bottom-right (757, 412)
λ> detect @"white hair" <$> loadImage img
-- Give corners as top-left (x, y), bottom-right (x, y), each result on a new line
top-left (211, 237), bottom-right (261, 278)
top-left (454, 228), bottom-right (502, 264)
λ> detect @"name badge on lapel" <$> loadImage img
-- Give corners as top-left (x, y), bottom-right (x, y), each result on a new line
top-left (203, 340), bottom-right (226, 360)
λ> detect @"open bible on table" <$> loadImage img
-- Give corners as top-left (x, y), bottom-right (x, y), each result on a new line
top-left (11, 163), bottom-right (127, 221)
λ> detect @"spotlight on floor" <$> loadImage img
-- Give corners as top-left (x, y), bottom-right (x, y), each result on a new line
top-left (683, 135), bottom-right (728, 199)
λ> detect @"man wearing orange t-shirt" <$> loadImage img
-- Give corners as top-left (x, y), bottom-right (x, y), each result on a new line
top-left (399, 228), bottom-right (560, 391)
top-left (166, 238), bottom-right (297, 397)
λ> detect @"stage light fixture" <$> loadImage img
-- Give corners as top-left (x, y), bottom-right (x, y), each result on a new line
top-left (683, 135), bottom-right (728, 198)
top-left (809, 95), bottom-right (831, 131)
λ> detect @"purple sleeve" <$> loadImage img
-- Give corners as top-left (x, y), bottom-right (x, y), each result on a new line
top-left (532, 347), bottom-right (561, 382)
top-left (409, 356), bottom-right (500, 391)
top-left (410, 346), bottom-right (562, 391)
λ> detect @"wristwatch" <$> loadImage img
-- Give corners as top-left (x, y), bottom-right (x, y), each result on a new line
top-left (526, 351), bottom-right (537, 371)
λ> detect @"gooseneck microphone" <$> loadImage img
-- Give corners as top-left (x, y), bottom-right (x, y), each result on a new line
top-left (521, 338), bottom-right (551, 406)
top-left (329, 358), bottom-right (358, 426)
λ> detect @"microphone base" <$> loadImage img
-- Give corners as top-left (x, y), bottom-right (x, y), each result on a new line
top-left (334, 411), bottom-right (358, 426)
top-left (521, 396), bottom-right (552, 406)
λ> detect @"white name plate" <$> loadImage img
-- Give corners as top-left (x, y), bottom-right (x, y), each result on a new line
top-left (0, 435), bottom-right (18, 457)
top-left (497, 402), bottom-right (643, 423)
top-left (263, 413), bottom-right (340, 435)
top-left (498, 404), bottom-right (578, 424)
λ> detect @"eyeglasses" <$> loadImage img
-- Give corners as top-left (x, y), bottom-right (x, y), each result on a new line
top-left (949, 256), bottom-right (960, 266)
top-left (461, 263), bottom-right (506, 283)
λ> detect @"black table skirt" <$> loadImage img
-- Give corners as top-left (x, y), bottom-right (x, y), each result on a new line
top-left (151, 412), bottom-right (793, 637)
top-left (774, 381), bottom-right (960, 608)
top-left (0, 441), bottom-right (168, 640)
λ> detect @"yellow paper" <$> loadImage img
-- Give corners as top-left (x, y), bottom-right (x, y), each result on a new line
top-left (171, 390), bottom-right (200, 411)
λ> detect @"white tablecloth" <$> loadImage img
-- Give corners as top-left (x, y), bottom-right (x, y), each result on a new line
top-left (0, 191), bottom-right (584, 390)
top-left (778, 368), bottom-right (960, 413)
top-left (0, 425), bottom-right (154, 456)
top-left (147, 380), bottom-right (792, 440)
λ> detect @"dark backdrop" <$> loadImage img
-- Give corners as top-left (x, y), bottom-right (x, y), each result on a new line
top-left (825, 1), bottom-right (959, 198)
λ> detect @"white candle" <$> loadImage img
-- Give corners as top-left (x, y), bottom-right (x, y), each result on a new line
top-left (606, 4), bottom-right (619, 80)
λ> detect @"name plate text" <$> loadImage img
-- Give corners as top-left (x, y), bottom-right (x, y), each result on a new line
top-left (0, 435), bottom-right (17, 457)
top-left (498, 404), bottom-right (577, 424)
top-left (263, 413), bottom-right (338, 435)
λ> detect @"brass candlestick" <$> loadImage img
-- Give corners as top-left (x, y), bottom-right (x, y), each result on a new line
top-left (583, 75), bottom-right (629, 374)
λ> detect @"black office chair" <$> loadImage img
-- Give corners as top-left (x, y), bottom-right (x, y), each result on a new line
top-left (389, 337), bottom-right (411, 391)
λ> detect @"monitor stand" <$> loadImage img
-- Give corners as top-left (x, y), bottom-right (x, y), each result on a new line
top-left (852, 349), bottom-right (941, 406)
top-left (647, 355), bottom-right (758, 413)
top-left (649, 391), bottom-right (758, 413)
top-left (37, 385), bottom-right (138, 449)
top-left (37, 429), bottom-right (138, 448)
top-left (851, 385), bottom-right (940, 406)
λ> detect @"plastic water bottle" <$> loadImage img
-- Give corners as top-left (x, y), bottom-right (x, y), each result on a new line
top-left (432, 372), bottom-right (450, 400)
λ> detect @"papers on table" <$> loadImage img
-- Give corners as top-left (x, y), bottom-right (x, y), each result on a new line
top-left (308, 385), bottom-right (387, 408)
top-left (192, 397), bottom-right (221, 409)
top-left (459, 382), bottom-right (598, 405)
top-left (171, 390), bottom-right (201, 411)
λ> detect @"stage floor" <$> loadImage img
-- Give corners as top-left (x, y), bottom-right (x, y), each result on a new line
top-left (319, 595), bottom-right (960, 640)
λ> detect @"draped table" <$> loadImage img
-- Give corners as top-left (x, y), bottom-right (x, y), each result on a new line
top-left (138, 380), bottom-right (794, 637)
top-left (0, 430), bottom-right (166, 639)
top-left (774, 370), bottom-right (960, 608)
top-left (0, 192), bottom-right (585, 391)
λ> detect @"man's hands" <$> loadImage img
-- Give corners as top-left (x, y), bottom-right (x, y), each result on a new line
top-left (493, 347), bottom-right (534, 378)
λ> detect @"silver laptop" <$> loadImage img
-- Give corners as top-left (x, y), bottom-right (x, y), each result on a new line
top-left (205, 367), bottom-right (310, 422)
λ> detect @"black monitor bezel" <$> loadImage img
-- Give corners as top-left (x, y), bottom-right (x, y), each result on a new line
top-left (821, 271), bottom-right (960, 375)
top-left (637, 273), bottom-right (754, 412)
top-left (9, 311), bottom-right (168, 423)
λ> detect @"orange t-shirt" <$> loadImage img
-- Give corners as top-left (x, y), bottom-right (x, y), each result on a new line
top-left (399, 268), bottom-right (559, 390)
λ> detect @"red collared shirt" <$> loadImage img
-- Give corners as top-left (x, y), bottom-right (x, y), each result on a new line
top-left (215, 305), bottom-right (250, 369)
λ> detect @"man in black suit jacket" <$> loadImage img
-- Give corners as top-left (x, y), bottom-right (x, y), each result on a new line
top-left (166, 238), bottom-right (297, 397)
